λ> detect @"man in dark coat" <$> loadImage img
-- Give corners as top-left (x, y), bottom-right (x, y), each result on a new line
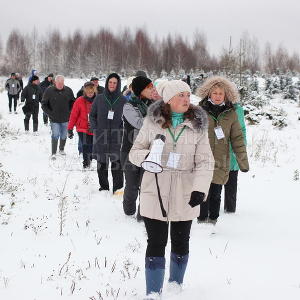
top-left (41, 75), bottom-right (75, 158)
top-left (90, 73), bottom-right (127, 194)
top-left (40, 73), bottom-right (54, 125)
top-left (21, 75), bottom-right (42, 133)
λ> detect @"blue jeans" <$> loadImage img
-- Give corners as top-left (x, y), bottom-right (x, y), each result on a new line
top-left (51, 122), bottom-right (68, 140)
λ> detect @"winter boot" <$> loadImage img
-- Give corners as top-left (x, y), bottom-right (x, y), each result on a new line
top-left (33, 122), bottom-right (38, 132)
top-left (145, 256), bottom-right (165, 296)
top-left (51, 138), bottom-right (58, 155)
top-left (169, 252), bottom-right (189, 285)
top-left (59, 139), bottom-right (67, 155)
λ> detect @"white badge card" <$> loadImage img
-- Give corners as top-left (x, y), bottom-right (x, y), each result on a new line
top-left (12, 84), bottom-right (15, 88)
top-left (32, 94), bottom-right (36, 100)
top-left (107, 110), bottom-right (114, 120)
top-left (214, 126), bottom-right (225, 140)
top-left (166, 152), bottom-right (181, 169)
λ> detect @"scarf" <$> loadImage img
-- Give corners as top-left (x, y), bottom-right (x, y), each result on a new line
top-left (171, 112), bottom-right (185, 128)
top-left (129, 95), bottom-right (149, 117)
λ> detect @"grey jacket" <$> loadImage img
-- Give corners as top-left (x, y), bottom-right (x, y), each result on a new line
top-left (5, 78), bottom-right (21, 95)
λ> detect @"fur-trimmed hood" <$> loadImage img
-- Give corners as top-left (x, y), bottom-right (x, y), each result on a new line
top-left (146, 100), bottom-right (208, 132)
top-left (196, 76), bottom-right (239, 104)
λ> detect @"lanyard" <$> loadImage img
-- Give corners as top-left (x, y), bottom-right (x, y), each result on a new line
top-left (104, 95), bottom-right (120, 111)
top-left (167, 126), bottom-right (186, 150)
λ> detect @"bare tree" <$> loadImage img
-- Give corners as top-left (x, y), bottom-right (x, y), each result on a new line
top-left (5, 30), bottom-right (30, 74)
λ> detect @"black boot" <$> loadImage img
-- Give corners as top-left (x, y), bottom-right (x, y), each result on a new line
top-left (59, 139), bottom-right (66, 155)
top-left (51, 138), bottom-right (58, 155)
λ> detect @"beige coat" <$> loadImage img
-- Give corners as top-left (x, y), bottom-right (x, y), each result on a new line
top-left (129, 101), bottom-right (214, 222)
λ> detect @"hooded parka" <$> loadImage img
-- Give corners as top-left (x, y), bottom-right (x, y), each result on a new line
top-left (196, 76), bottom-right (249, 185)
top-left (89, 73), bottom-right (127, 163)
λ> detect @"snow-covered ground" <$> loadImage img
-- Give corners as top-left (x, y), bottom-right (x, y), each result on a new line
top-left (0, 78), bottom-right (300, 300)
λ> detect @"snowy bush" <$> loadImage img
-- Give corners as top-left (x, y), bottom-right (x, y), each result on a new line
top-left (0, 163), bottom-right (19, 194)
top-left (272, 116), bottom-right (288, 129)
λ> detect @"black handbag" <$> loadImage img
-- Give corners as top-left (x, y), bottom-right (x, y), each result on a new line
top-left (22, 103), bottom-right (33, 114)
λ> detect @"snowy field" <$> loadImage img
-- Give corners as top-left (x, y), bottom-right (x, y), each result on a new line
top-left (1, 78), bottom-right (300, 300)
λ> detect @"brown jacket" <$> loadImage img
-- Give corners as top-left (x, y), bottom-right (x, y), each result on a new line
top-left (196, 76), bottom-right (249, 184)
top-left (129, 100), bottom-right (214, 222)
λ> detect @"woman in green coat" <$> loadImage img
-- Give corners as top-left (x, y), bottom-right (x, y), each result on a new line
top-left (224, 103), bottom-right (247, 213)
top-left (196, 76), bottom-right (249, 224)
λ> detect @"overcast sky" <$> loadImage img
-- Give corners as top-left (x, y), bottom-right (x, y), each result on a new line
top-left (0, 0), bottom-right (299, 55)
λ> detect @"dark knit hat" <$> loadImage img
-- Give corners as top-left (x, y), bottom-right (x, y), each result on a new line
top-left (30, 75), bottom-right (39, 82)
top-left (132, 76), bottom-right (152, 97)
top-left (48, 73), bottom-right (54, 78)
top-left (90, 77), bottom-right (99, 81)
top-left (135, 70), bottom-right (147, 77)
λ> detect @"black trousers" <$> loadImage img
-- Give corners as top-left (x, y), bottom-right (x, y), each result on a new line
top-left (24, 105), bottom-right (39, 131)
top-left (120, 152), bottom-right (143, 215)
top-left (8, 94), bottom-right (18, 112)
top-left (199, 183), bottom-right (222, 221)
top-left (224, 170), bottom-right (239, 212)
top-left (143, 217), bottom-right (192, 257)
top-left (97, 159), bottom-right (123, 191)
top-left (77, 132), bottom-right (93, 163)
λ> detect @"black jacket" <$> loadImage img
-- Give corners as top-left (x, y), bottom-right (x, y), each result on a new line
top-left (89, 73), bottom-right (127, 163)
top-left (40, 78), bottom-right (53, 95)
top-left (21, 83), bottom-right (43, 110)
top-left (41, 86), bottom-right (75, 123)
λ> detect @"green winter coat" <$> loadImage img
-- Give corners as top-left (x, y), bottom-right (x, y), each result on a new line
top-left (230, 104), bottom-right (247, 171)
top-left (196, 76), bottom-right (249, 185)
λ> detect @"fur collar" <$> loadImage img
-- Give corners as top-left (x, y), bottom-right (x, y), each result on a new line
top-left (147, 100), bottom-right (208, 132)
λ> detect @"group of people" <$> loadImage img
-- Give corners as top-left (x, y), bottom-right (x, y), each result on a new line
top-left (4, 70), bottom-right (249, 299)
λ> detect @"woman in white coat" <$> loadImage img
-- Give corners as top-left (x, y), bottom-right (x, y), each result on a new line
top-left (129, 80), bottom-right (214, 298)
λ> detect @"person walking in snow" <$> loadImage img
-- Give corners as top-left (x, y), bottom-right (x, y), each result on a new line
top-left (121, 76), bottom-right (154, 219)
top-left (196, 76), bottom-right (249, 225)
top-left (21, 75), bottom-right (42, 134)
top-left (5, 72), bottom-right (21, 114)
top-left (89, 73), bottom-right (127, 194)
top-left (40, 73), bottom-right (54, 125)
top-left (129, 80), bottom-right (214, 298)
top-left (68, 81), bottom-right (96, 169)
top-left (41, 75), bottom-right (75, 159)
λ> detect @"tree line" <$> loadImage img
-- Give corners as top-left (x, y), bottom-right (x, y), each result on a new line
top-left (0, 28), bottom-right (299, 77)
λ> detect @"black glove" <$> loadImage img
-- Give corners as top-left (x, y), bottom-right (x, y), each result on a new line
top-left (68, 129), bottom-right (74, 139)
top-left (188, 191), bottom-right (205, 208)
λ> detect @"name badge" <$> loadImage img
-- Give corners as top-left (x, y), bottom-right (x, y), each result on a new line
top-left (12, 84), bottom-right (15, 88)
top-left (214, 126), bottom-right (225, 140)
top-left (166, 152), bottom-right (181, 169)
top-left (32, 94), bottom-right (36, 100)
top-left (107, 110), bottom-right (114, 120)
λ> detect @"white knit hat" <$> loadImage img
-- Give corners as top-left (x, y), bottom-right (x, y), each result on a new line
top-left (156, 80), bottom-right (191, 103)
